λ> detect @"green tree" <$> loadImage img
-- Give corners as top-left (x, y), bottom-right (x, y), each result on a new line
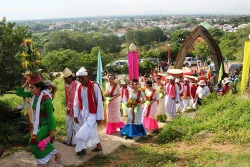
top-left (125, 27), bottom-right (165, 46)
top-left (41, 49), bottom-right (83, 72)
top-left (208, 28), bottom-right (225, 44)
top-left (170, 29), bottom-right (190, 44)
top-left (219, 33), bottom-right (238, 60)
top-left (192, 41), bottom-right (210, 59)
top-left (0, 17), bottom-right (32, 93)
top-left (234, 26), bottom-right (250, 60)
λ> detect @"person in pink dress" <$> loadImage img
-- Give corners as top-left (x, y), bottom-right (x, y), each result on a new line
top-left (143, 80), bottom-right (159, 131)
top-left (105, 74), bottom-right (125, 134)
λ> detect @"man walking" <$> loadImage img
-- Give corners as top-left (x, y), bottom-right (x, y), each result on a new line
top-left (74, 67), bottom-right (104, 155)
top-left (165, 76), bottom-right (180, 121)
top-left (63, 67), bottom-right (79, 146)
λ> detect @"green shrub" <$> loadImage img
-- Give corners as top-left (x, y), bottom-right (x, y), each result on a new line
top-left (0, 94), bottom-right (28, 147)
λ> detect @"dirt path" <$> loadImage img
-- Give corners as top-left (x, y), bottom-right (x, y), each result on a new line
top-left (0, 122), bottom-right (166, 167)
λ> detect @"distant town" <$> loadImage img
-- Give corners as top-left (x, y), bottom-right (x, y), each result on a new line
top-left (14, 15), bottom-right (250, 35)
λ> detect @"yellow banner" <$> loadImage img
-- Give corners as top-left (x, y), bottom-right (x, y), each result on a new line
top-left (241, 41), bottom-right (250, 93)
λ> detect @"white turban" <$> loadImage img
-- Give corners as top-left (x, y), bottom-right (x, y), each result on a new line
top-left (76, 67), bottom-right (88, 76)
top-left (169, 75), bottom-right (174, 80)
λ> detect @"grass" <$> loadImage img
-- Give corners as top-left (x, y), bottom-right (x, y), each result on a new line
top-left (83, 144), bottom-right (179, 167)
top-left (157, 93), bottom-right (250, 145)
top-left (80, 92), bottom-right (250, 167)
top-left (52, 78), bottom-right (67, 137)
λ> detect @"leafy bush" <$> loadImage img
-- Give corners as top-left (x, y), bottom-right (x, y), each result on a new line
top-left (0, 94), bottom-right (28, 147)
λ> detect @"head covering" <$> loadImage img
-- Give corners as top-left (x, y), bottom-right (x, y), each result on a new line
top-left (169, 75), bottom-right (174, 80)
top-left (27, 75), bottom-right (43, 85)
top-left (63, 67), bottom-right (75, 78)
top-left (120, 80), bottom-right (126, 85)
top-left (175, 78), bottom-right (180, 82)
top-left (157, 75), bottom-right (161, 80)
top-left (184, 78), bottom-right (188, 81)
top-left (222, 78), bottom-right (230, 85)
top-left (76, 67), bottom-right (88, 76)
top-left (44, 80), bottom-right (55, 87)
top-left (146, 80), bottom-right (153, 87)
top-left (132, 78), bottom-right (138, 83)
top-left (198, 80), bottom-right (206, 86)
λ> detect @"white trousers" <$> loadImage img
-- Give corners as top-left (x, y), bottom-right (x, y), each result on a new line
top-left (181, 97), bottom-right (190, 111)
top-left (75, 114), bottom-right (100, 152)
top-left (65, 116), bottom-right (76, 145)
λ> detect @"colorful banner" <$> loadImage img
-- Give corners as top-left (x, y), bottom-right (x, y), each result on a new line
top-left (241, 41), bottom-right (250, 93)
top-left (128, 51), bottom-right (139, 80)
top-left (218, 62), bottom-right (223, 83)
top-left (96, 50), bottom-right (103, 88)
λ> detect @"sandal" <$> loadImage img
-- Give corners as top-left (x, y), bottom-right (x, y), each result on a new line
top-left (62, 142), bottom-right (71, 146)
top-left (54, 152), bottom-right (61, 163)
top-left (91, 147), bottom-right (102, 152)
top-left (76, 149), bottom-right (86, 156)
top-left (125, 136), bottom-right (133, 140)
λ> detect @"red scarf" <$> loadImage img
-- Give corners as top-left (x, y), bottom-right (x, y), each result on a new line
top-left (121, 86), bottom-right (129, 100)
top-left (77, 80), bottom-right (99, 114)
top-left (109, 83), bottom-right (117, 97)
top-left (166, 83), bottom-right (176, 99)
top-left (191, 84), bottom-right (198, 98)
top-left (181, 83), bottom-right (190, 97)
top-left (146, 89), bottom-right (155, 117)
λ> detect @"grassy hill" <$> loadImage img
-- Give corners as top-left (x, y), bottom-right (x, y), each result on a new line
top-left (84, 93), bottom-right (250, 167)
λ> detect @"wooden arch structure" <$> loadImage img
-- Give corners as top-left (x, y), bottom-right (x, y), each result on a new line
top-left (174, 25), bottom-right (225, 79)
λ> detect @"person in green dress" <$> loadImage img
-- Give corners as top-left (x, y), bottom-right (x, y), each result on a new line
top-left (16, 74), bottom-right (60, 166)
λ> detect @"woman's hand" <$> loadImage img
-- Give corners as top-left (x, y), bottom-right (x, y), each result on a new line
top-left (49, 130), bottom-right (56, 141)
top-left (96, 120), bottom-right (101, 125)
top-left (74, 117), bottom-right (79, 124)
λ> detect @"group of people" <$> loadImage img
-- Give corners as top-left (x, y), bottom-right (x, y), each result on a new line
top-left (10, 65), bottom-right (234, 166)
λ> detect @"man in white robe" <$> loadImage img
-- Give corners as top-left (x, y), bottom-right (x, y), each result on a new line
top-left (165, 76), bottom-right (180, 121)
top-left (194, 80), bottom-right (210, 108)
top-left (73, 67), bottom-right (104, 155)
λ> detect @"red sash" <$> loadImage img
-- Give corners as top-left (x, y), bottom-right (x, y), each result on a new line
top-left (166, 83), bottom-right (176, 99)
top-left (191, 85), bottom-right (198, 98)
top-left (180, 84), bottom-right (190, 97)
top-left (109, 83), bottom-right (117, 97)
top-left (121, 87), bottom-right (129, 100)
top-left (78, 80), bottom-right (102, 114)
top-left (146, 89), bottom-right (155, 117)
top-left (132, 90), bottom-right (141, 124)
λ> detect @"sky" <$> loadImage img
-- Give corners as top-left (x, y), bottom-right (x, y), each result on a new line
top-left (1, 0), bottom-right (250, 21)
